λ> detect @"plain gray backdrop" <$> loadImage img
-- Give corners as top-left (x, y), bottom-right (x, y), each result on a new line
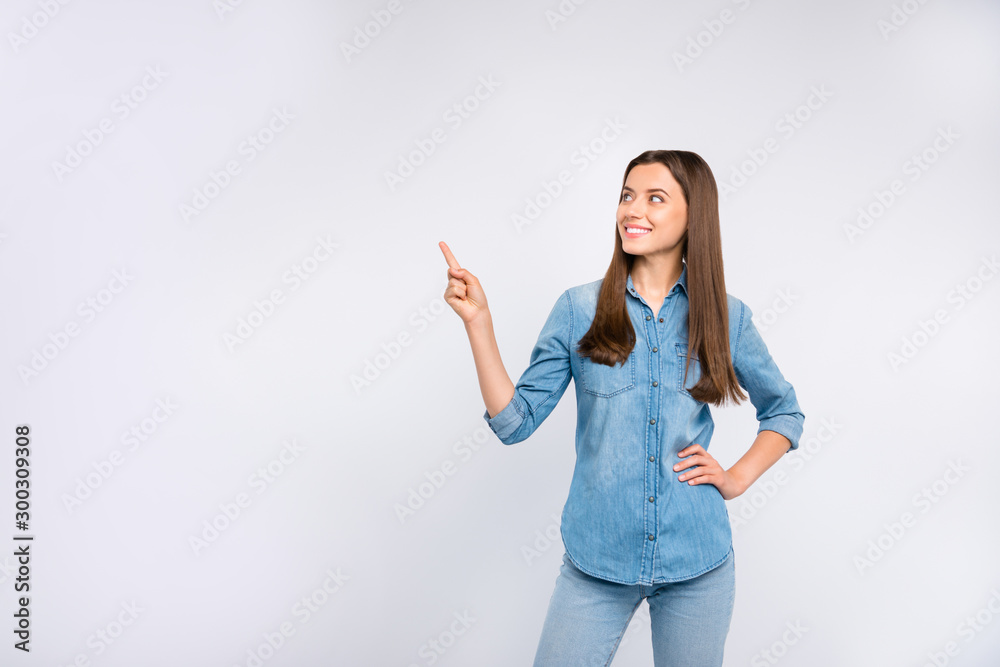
top-left (2, 0), bottom-right (999, 665)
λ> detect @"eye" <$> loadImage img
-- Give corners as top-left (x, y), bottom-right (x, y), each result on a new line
top-left (621, 192), bottom-right (633, 202)
top-left (651, 195), bottom-right (664, 203)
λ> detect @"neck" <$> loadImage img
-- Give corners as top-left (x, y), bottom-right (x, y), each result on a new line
top-left (630, 252), bottom-right (684, 294)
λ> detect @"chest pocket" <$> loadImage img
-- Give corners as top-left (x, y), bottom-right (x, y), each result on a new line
top-left (578, 353), bottom-right (636, 397)
top-left (675, 342), bottom-right (703, 396)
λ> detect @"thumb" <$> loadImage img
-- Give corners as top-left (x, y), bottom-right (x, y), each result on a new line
top-left (459, 268), bottom-right (480, 286)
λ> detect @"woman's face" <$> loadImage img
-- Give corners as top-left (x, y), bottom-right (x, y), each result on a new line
top-left (617, 162), bottom-right (688, 258)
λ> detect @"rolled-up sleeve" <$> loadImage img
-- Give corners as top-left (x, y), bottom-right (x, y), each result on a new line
top-left (732, 301), bottom-right (805, 451)
top-left (484, 290), bottom-right (573, 445)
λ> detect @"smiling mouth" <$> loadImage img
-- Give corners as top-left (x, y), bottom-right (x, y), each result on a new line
top-left (624, 226), bottom-right (651, 235)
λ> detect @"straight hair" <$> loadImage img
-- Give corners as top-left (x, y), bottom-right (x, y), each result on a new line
top-left (576, 150), bottom-right (747, 407)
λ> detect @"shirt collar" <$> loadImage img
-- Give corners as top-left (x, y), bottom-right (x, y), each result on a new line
top-left (626, 262), bottom-right (688, 300)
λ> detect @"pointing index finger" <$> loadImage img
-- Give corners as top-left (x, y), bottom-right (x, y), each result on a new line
top-left (439, 241), bottom-right (461, 270)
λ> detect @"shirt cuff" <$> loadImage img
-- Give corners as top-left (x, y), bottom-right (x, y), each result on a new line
top-left (757, 415), bottom-right (804, 452)
top-left (483, 396), bottom-right (524, 443)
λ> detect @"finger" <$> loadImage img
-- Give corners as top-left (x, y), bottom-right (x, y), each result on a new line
top-left (439, 241), bottom-right (461, 270)
top-left (688, 467), bottom-right (722, 485)
top-left (451, 266), bottom-right (478, 287)
top-left (673, 457), bottom-right (698, 471)
top-left (679, 444), bottom-right (703, 457)
top-left (674, 459), bottom-right (706, 476)
top-left (680, 467), bottom-right (713, 483)
top-left (674, 453), bottom-right (707, 469)
top-left (682, 459), bottom-right (720, 475)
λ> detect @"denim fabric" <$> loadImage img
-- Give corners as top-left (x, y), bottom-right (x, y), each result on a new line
top-left (484, 262), bottom-right (804, 585)
top-left (533, 545), bottom-right (735, 666)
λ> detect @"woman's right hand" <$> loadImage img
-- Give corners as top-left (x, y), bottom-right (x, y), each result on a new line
top-left (439, 241), bottom-right (490, 326)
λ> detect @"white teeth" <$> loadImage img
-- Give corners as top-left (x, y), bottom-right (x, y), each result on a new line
top-left (626, 227), bottom-right (650, 234)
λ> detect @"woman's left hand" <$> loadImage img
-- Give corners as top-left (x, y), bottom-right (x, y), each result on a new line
top-left (674, 444), bottom-right (745, 501)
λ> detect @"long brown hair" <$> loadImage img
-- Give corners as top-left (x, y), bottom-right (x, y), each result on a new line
top-left (576, 150), bottom-right (747, 407)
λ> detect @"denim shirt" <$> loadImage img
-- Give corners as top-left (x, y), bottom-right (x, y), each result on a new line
top-left (483, 262), bottom-right (805, 585)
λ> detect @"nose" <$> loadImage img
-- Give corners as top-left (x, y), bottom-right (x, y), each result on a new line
top-left (623, 199), bottom-right (645, 219)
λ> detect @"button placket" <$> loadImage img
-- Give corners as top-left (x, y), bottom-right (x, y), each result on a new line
top-left (640, 289), bottom-right (677, 577)
top-left (643, 302), bottom-right (663, 554)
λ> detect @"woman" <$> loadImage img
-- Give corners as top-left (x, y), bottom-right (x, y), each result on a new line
top-left (439, 149), bottom-right (805, 666)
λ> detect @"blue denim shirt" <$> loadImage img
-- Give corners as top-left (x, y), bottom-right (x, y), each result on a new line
top-left (483, 262), bottom-right (805, 584)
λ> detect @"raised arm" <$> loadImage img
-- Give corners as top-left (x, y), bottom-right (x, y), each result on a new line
top-left (439, 241), bottom-right (515, 418)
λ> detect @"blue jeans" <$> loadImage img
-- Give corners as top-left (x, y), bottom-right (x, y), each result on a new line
top-left (533, 546), bottom-right (735, 666)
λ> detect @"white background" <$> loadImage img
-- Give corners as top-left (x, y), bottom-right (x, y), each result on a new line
top-left (2, 0), bottom-right (999, 665)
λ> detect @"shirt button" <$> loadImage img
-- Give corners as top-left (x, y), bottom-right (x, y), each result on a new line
top-left (646, 315), bottom-right (651, 320)
top-left (648, 496), bottom-right (654, 502)
top-left (652, 346), bottom-right (658, 352)
top-left (652, 381), bottom-right (658, 387)
top-left (649, 418), bottom-right (656, 425)
top-left (648, 535), bottom-right (655, 541)
top-left (649, 455), bottom-right (655, 462)
top-left (659, 317), bottom-right (664, 322)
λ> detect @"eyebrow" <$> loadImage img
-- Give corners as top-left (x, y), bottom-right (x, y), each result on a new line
top-left (622, 186), bottom-right (670, 198)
